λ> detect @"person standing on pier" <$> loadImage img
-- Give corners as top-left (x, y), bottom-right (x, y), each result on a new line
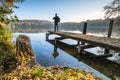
top-left (53, 13), bottom-right (60, 31)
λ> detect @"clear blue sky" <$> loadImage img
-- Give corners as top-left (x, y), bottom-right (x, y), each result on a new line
top-left (14, 0), bottom-right (113, 22)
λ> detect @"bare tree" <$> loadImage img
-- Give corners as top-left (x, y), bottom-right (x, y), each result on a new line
top-left (104, 0), bottom-right (120, 18)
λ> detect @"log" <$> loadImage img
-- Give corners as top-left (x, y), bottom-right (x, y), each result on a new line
top-left (16, 35), bottom-right (36, 67)
top-left (16, 35), bottom-right (34, 56)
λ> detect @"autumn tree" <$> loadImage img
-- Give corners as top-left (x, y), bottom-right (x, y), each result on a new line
top-left (0, 0), bottom-right (23, 73)
top-left (0, 0), bottom-right (24, 24)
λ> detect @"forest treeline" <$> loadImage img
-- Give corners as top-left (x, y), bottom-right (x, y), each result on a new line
top-left (13, 19), bottom-right (119, 33)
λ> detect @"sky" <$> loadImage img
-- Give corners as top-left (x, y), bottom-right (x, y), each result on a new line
top-left (14, 0), bottom-right (113, 22)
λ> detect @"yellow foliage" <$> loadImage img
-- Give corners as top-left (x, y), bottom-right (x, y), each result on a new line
top-left (35, 76), bottom-right (40, 80)
top-left (66, 69), bottom-right (74, 75)
top-left (0, 49), bottom-right (102, 80)
top-left (6, 0), bottom-right (13, 7)
top-left (13, 77), bottom-right (18, 80)
top-left (77, 72), bottom-right (85, 77)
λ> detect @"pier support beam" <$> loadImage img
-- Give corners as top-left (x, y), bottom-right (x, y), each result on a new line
top-left (77, 41), bottom-right (80, 46)
top-left (77, 44), bottom-right (95, 56)
top-left (46, 33), bottom-right (50, 41)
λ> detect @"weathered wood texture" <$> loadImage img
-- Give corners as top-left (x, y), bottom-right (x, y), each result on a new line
top-left (16, 35), bottom-right (36, 67)
top-left (16, 35), bottom-right (34, 56)
top-left (47, 39), bottom-right (120, 79)
top-left (48, 31), bottom-right (120, 52)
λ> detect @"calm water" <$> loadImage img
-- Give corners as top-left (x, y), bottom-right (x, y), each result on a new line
top-left (13, 32), bottom-right (120, 80)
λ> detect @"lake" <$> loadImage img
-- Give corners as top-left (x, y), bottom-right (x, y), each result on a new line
top-left (13, 32), bottom-right (120, 80)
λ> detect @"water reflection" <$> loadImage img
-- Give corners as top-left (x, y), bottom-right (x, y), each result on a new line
top-left (47, 39), bottom-right (120, 79)
top-left (13, 33), bottom-right (120, 80)
top-left (52, 46), bottom-right (59, 59)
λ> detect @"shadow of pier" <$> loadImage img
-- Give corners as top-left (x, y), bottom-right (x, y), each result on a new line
top-left (47, 39), bottom-right (120, 79)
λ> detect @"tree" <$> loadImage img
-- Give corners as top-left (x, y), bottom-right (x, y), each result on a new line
top-left (104, 0), bottom-right (120, 18)
top-left (0, 0), bottom-right (24, 24)
top-left (0, 0), bottom-right (24, 73)
top-left (0, 0), bottom-right (24, 8)
top-left (114, 16), bottom-right (120, 26)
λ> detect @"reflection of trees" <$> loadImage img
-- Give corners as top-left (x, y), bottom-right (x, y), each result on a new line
top-left (13, 19), bottom-right (114, 33)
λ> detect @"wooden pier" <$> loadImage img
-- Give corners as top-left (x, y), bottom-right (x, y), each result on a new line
top-left (46, 31), bottom-right (120, 56)
top-left (46, 39), bottom-right (120, 79)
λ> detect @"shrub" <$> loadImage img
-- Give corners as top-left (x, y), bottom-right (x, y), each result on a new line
top-left (0, 23), bottom-right (16, 74)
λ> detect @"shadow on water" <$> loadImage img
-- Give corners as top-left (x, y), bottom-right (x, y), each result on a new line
top-left (47, 39), bottom-right (120, 79)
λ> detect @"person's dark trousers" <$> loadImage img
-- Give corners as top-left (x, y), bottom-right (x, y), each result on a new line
top-left (54, 25), bottom-right (59, 31)
top-left (56, 25), bottom-right (58, 31)
top-left (54, 25), bottom-right (56, 31)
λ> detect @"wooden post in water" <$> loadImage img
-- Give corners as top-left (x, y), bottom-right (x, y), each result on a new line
top-left (105, 18), bottom-right (114, 54)
top-left (81, 22), bottom-right (87, 45)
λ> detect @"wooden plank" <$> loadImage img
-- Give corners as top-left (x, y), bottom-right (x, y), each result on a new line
top-left (83, 49), bottom-right (113, 58)
top-left (55, 37), bottom-right (68, 40)
top-left (80, 45), bottom-right (95, 49)
top-left (76, 45), bottom-right (95, 55)
top-left (48, 31), bottom-right (120, 52)
top-left (87, 54), bottom-right (113, 58)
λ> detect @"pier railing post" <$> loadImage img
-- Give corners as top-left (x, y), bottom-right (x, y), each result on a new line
top-left (83, 22), bottom-right (87, 34)
top-left (81, 22), bottom-right (87, 45)
top-left (107, 18), bottom-right (114, 38)
top-left (105, 18), bottom-right (114, 54)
